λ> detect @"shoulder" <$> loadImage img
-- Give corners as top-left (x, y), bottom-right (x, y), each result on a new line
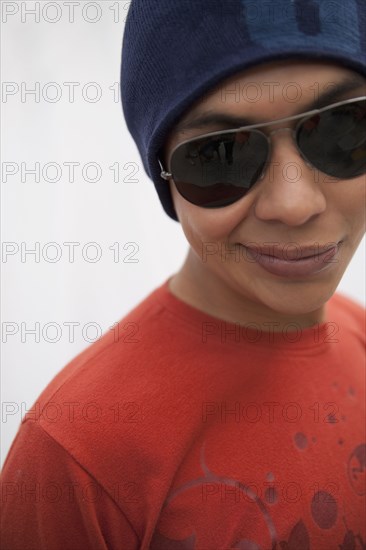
top-left (26, 283), bottom-right (169, 414)
top-left (328, 291), bottom-right (365, 322)
top-left (18, 281), bottom-right (184, 474)
top-left (13, 281), bottom-right (196, 526)
top-left (327, 291), bottom-right (365, 345)
top-left (34, 278), bottom-right (197, 421)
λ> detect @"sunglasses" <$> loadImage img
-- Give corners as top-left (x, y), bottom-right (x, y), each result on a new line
top-left (158, 96), bottom-right (366, 208)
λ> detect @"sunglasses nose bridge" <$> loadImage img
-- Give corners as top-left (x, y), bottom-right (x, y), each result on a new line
top-left (265, 125), bottom-right (293, 150)
top-left (268, 126), bottom-right (292, 136)
top-left (257, 126), bottom-right (312, 182)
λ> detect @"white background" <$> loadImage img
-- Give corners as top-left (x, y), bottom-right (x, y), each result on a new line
top-left (1, 0), bottom-right (365, 467)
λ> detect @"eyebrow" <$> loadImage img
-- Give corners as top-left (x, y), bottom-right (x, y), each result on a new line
top-left (173, 75), bottom-right (366, 134)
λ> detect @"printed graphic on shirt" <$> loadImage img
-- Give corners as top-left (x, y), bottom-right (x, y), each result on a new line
top-left (150, 437), bottom-right (366, 549)
top-left (347, 443), bottom-right (366, 496)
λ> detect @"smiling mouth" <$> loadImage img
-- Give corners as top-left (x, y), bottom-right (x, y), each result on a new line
top-left (238, 241), bottom-right (343, 278)
top-left (241, 241), bottom-right (342, 261)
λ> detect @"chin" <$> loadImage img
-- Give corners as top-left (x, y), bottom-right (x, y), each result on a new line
top-left (259, 283), bottom-right (339, 318)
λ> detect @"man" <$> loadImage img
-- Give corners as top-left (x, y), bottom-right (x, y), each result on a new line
top-left (1, 1), bottom-right (365, 548)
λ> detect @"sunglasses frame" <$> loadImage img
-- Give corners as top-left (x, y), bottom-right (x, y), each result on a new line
top-left (158, 96), bottom-right (366, 198)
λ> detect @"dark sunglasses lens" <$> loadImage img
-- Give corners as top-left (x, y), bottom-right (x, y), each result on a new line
top-left (297, 99), bottom-right (366, 179)
top-left (170, 131), bottom-right (268, 207)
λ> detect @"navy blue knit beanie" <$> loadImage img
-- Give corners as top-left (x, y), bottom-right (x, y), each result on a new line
top-left (120, 0), bottom-right (366, 222)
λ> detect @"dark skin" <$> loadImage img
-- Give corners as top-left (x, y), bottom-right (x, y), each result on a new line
top-left (161, 60), bottom-right (366, 332)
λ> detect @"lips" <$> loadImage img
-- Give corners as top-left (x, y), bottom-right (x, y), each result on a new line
top-left (241, 242), bottom-right (342, 277)
top-left (242, 242), bottom-right (341, 261)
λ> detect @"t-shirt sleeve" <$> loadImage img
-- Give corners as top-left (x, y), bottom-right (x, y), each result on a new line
top-left (1, 419), bottom-right (139, 550)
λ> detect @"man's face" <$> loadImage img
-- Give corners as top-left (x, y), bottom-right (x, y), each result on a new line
top-left (162, 60), bottom-right (366, 325)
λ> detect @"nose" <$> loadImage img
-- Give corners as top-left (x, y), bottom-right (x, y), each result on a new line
top-left (253, 128), bottom-right (327, 226)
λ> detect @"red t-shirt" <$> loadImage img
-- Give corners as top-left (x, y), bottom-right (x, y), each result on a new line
top-left (1, 277), bottom-right (365, 550)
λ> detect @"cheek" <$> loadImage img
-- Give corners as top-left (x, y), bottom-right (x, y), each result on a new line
top-left (337, 178), bottom-right (366, 234)
top-left (170, 181), bottom-right (251, 244)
